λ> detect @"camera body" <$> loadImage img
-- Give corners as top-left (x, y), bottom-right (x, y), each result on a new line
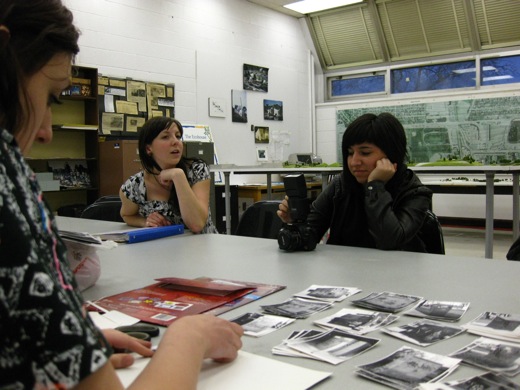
top-left (277, 174), bottom-right (317, 252)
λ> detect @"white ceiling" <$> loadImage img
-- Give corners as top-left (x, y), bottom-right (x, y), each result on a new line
top-left (248, 0), bottom-right (520, 72)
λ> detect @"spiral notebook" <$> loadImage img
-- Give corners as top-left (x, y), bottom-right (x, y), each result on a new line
top-left (97, 224), bottom-right (184, 243)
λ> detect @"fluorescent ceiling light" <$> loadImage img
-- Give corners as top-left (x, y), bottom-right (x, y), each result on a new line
top-left (482, 75), bottom-right (513, 81)
top-left (452, 66), bottom-right (496, 74)
top-left (284, 0), bottom-right (363, 14)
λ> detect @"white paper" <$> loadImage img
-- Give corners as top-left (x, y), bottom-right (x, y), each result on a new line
top-left (117, 350), bottom-right (331, 389)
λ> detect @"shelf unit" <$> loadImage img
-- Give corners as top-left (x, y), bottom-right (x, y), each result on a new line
top-left (27, 66), bottom-right (99, 213)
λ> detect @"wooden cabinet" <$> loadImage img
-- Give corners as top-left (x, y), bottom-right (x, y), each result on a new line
top-left (98, 139), bottom-right (141, 196)
top-left (26, 66), bottom-right (99, 213)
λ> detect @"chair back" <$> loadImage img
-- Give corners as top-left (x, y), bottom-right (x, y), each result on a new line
top-left (234, 200), bottom-right (283, 239)
top-left (81, 197), bottom-right (124, 222)
top-left (417, 210), bottom-right (445, 254)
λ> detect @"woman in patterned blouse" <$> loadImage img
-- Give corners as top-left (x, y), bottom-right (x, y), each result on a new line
top-left (120, 116), bottom-right (218, 233)
top-left (0, 0), bottom-right (242, 388)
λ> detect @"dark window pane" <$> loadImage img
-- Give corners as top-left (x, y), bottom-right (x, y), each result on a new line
top-left (481, 55), bottom-right (520, 86)
top-left (331, 75), bottom-right (385, 96)
top-left (391, 61), bottom-right (476, 93)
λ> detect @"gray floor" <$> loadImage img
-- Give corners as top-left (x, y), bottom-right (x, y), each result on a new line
top-left (442, 226), bottom-right (514, 260)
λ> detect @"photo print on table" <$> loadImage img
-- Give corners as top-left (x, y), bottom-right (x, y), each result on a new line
top-left (352, 291), bottom-right (423, 313)
top-left (230, 312), bottom-right (294, 337)
top-left (356, 346), bottom-right (461, 389)
top-left (314, 308), bottom-right (399, 335)
top-left (261, 297), bottom-right (332, 319)
top-left (404, 300), bottom-right (470, 322)
top-left (382, 319), bottom-right (466, 347)
top-left (462, 312), bottom-right (520, 342)
top-left (293, 285), bottom-right (362, 303)
top-left (243, 63), bottom-right (268, 92)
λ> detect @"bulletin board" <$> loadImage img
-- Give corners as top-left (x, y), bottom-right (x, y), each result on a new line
top-left (98, 75), bottom-right (175, 135)
top-left (336, 95), bottom-right (520, 165)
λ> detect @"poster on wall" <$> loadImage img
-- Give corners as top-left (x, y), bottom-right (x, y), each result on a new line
top-left (231, 90), bottom-right (248, 123)
top-left (264, 99), bottom-right (283, 121)
top-left (254, 126), bottom-right (269, 143)
top-left (243, 64), bottom-right (268, 92)
top-left (336, 95), bottom-right (520, 165)
top-left (208, 97), bottom-right (226, 118)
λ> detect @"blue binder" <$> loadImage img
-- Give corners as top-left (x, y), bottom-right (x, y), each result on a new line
top-left (99, 224), bottom-right (185, 243)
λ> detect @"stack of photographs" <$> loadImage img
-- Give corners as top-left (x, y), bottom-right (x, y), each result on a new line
top-left (449, 337), bottom-right (520, 376)
top-left (417, 372), bottom-right (520, 389)
top-left (352, 291), bottom-right (423, 313)
top-left (355, 346), bottom-right (461, 389)
top-left (272, 328), bottom-right (380, 365)
top-left (261, 298), bottom-right (332, 319)
top-left (382, 319), bottom-right (465, 347)
top-left (230, 312), bottom-right (295, 337)
top-left (313, 308), bottom-right (398, 335)
top-left (462, 312), bottom-right (520, 342)
top-left (292, 285), bottom-right (361, 303)
top-left (404, 300), bottom-right (470, 322)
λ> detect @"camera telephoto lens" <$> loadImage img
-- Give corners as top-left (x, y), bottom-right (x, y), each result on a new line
top-left (278, 226), bottom-right (301, 252)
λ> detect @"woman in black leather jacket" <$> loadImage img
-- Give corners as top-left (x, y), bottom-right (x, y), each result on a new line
top-left (278, 112), bottom-right (432, 252)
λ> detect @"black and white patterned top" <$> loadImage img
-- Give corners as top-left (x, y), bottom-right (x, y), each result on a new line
top-left (0, 129), bottom-right (111, 388)
top-left (121, 160), bottom-right (218, 234)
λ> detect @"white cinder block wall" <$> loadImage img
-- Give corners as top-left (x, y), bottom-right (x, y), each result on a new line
top-left (64, 0), bottom-right (512, 221)
top-left (64, 0), bottom-right (314, 184)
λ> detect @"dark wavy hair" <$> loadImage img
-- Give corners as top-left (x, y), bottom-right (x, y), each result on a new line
top-left (0, 0), bottom-right (80, 136)
top-left (138, 116), bottom-right (195, 212)
top-left (341, 112), bottom-right (408, 183)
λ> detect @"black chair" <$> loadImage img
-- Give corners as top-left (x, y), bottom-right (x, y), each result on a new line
top-left (81, 197), bottom-right (124, 222)
top-left (417, 210), bottom-right (445, 255)
top-left (234, 200), bottom-right (283, 239)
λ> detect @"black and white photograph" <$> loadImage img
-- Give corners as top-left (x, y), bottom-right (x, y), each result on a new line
top-left (48, 160), bottom-right (92, 189)
top-left (314, 308), bottom-right (399, 335)
top-left (231, 89), bottom-right (247, 123)
top-left (352, 291), bottom-right (423, 313)
top-left (418, 372), bottom-right (520, 390)
top-left (405, 300), bottom-right (470, 322)
top-left (462, 312), bottom-right (520, 342)
top-left (256, 147), bottom-right (268, 162)
top-left (230, 312), bottom-right (294, 337)
top-left (272, 329), bottom-right (325, 358)
top-left (254, 126), bottom-right (269, 144)
top-left (449, 337), bottom-right (520, 375)
top-left (294, 285), bottom-right (361, 303)
top-left (261, 297), bottom-right (332, 319)
top-left (287, 329), bottom-right (380, 365)
top-left (382, 319), bottom-right (465, 346)
top-left (356, 346), bottom-right (461, 389)
top-left (263, 99), bottom-right (283, 121)
top-left (243, 63), bottom-right (268, 92)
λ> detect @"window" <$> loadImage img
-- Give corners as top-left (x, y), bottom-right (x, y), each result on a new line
top-left (330, 74), bottom-right (385, 97)
top-left (391, 61), bottom-right (476, 93)
top-left (481, 55), bottom-right (520, 86)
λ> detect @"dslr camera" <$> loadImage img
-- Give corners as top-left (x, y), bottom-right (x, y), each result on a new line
top-left (277, 174), bottom-right (317, 252)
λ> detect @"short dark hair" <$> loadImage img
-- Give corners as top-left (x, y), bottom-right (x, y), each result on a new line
top-left (138, 116), bottom-right (185, 174)
top-left (341, 112), bottom-right (408, 166)
top-left (0, 0), bottom-right (80, 135)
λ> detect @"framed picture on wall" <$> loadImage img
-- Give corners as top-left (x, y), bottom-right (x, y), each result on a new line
top-left (231, 90), bottom-right (248, 123)
top-left (254, 126), bottom-right (270, 144)
top-left (256, 147), bottom-right (268, 162)
top-left (264, 99), bottom-right (283, 121)
top-left (243, 64), bottom-right (268, 92)
top-left (208, 97), bottom-right (226, 118)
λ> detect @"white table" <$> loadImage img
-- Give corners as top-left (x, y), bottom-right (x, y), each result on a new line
top-left (59, 218), bottom-right (520, 389)
top-left (411, 166), bottom-right (520, 258)
top-left (210, 166), bottom-right (342, 235)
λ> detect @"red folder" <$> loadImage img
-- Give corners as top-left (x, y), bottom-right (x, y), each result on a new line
top-left (91, 277), bottom-right (285, 326)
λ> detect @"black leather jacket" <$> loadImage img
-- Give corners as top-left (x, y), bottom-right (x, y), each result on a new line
top-left (307, 169), bottom-right (432, 252)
